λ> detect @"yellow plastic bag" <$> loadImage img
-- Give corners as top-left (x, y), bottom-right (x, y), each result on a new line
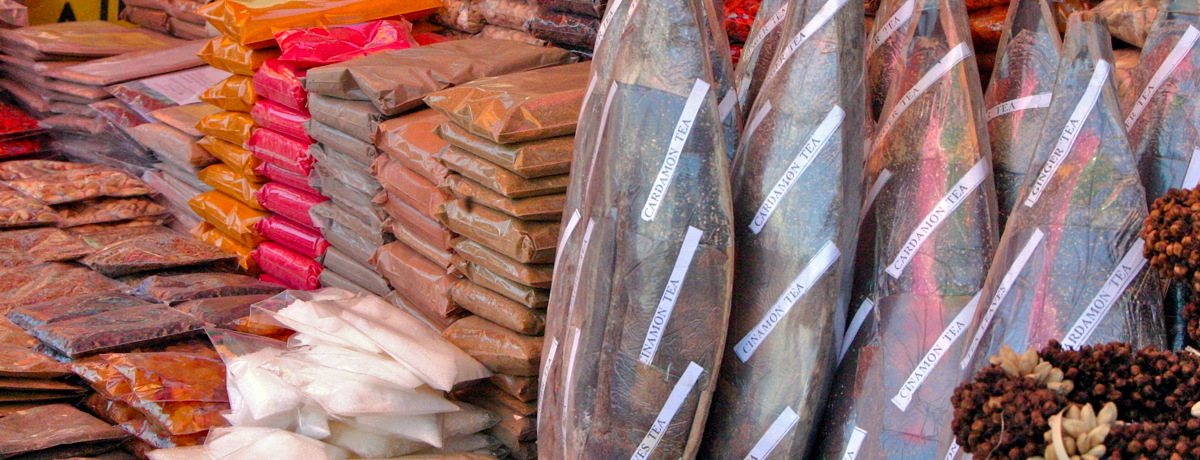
top-left (190, 222), bottom-right (260, 275)
top-left (197, 136), bottom-right (268, 183)
top-left (200, 76), bottom-right (259, 113)
top-left (198, 164), bottom-right (265, 211)
top-left (197, 36), bottom-right (281, 76)
top-left (187, 191), bottom-right (269, 248)
top-left (196, 111), bottom-right (258, 147)
top-left (197, 0), bottom-right (443, 47)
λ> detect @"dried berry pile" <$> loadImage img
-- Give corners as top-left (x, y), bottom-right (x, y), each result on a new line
top-left (1143, 188), bottom-right (1200, 292)
top-left (954, 341), bottom-right (1200, 460)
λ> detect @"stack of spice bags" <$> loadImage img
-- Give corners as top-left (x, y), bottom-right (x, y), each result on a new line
top-left (121, 0), bottom-right (213, 40)
top-left (526, 0), bottom-right (601, 51)
top-left (474, 0), bottom-right (544, 47)
top-left (302, 39), bottom-right (574, 330)
top-left (425, 62), bottom-right (588, 460)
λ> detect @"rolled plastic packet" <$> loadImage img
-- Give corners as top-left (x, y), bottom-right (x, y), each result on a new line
top-left (699, 0), bottom-right (865, 456)
top-left (983, 0), bottom-right (1062, 229)
top-left (729, 0), bottom-right (788, 123)
top-left (817, 0), bottom-right (999, 458)
top-left (867, 0), bottom-right (918, 121)
top-left (958, 13), bottom-right (1167, 400)
top-left (538, 0), bottom-right (736, 457)
top-left (1123, 0), bottom-right (1200, 205)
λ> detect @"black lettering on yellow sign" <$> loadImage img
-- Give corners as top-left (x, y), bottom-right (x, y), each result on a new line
top-left (57, 3), bottom-right (76, 22)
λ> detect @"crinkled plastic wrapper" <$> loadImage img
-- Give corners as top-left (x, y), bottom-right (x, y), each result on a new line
top-left (440, 200), bottom-right (558, 264)
top-left (127, 272), bottom-right (283, 303)
top-left (961, 13), bottom-right (1166, 383)
top-left (251, 99), bottom-right (311, 143)
top-left (70, 355), bottom-right (231, 436)
top-left (7, 292), bottom-right (149, 330)
top-left (443, 315), bottom-right (541, 377)
top-left (0, 404), bottom-right (129, 457)
top-left (171, 18), bottom-right (209, 41)
top-left (373, 155), bottom-right (451, 221)
top-left (318, 269), bottom-right (374, 297)
top-left (322, 246), bottom-right (391, 296)
top-left (121, 6), bottom-right (171, 34)
top-left (257, 162), bottom-right (317, 195)
top-left (730, 0), bottom-right (786, 123)
top-left (37, 114), bottom-right (107, 136)
top-left (305, 120), bottom-right (377, 166)
top-left (198, 36), bottom-right (281, 77)
top-left (305, 93), bottom-right (383, 143)
top-left (440, 146), bottom-right (569, 199)
top-left (371, 240), bottom-right (461, 320)
top-left (1094, 0), bottom-right (1158, 47)
top-left (457, 258), bottom-right (548, 309)
top-left (0, 162), bottom-right (154, 205)
top-left (78, 229), bottom-right (236, 277)
top-left (44, 40), bottom-right (206, 87)
top-left (0, 262), bottom-right (127, 313)
top-left (257, 182), bottom-right (327, 229)
top-left (197, 111), bottom-right (258, 147)
top-left (474, 25), bottom-right (548, 47)
top-left (105, 352), bottom-right (228, 403)
top-left (54, 197), bottom-right (170, 228)
top-left (0, 20), bottom-right (183, 58)
top-left (30, 305), bottom-right (204, 357)
top-left (0, 226), bottom-right (93, 268)
top-left (450, 279), bottom-right (544, 335)
top-left (438, 122), bottom-right (573, 179)
top-left (453, 237), bottom-right (551, 289)
top-left (308, 143), bottom-right (380, 197)
top-left (434, 0), bottom-right (486, 33)
top-left (129, 123), bottom-right (218, 169)
top-left (539, 0), bottom-right (604, 18)
top-left (256, 214), bottom-right (329, 259)
top-left (444, 174), bottom-right (564, 221)
top-left (191, 222), bottom-right (259, 274)
top-left (253, 241), bottom-right (321, 290)
top-left (969, 5), bottom-right (1007, 50)
top-left (0, 344), bottom-right (70, 378)
top-left (82, 394), bottom-right (207, 449)
top-left (172, 294), bottom-right (274, 327)
top-left (426, 62), bottom-right (588, 144)
top-left (310, 198), bottom-right (390, 243)
top-left (151, 103), bottom-right (220, 139)
top-left (198, 136), bottom-right (268, 182)
top-left (199, 163), bottom-right (266, 210)
top-left (247, 128), bottom-right (314, 177)
top-left (68, 220), bottom-right (174, 248)
top-left (376, 109), bottom-right (451, 183)
top-left (304, 39), bottom-right (576, 116)
top-left (107, 67), bottom-right (233, 119)
top-left (90, 100), bottom-right (149, 134)
top-left (253, 59), bottom-right (308, 113)
top-left (477, 0), bottom-right (539, 30)
top-left (275, 19), bottom-right (417, 69)
top-left (196, 0), bottom-right (441, 47)
top-left (200, 75), bottom-right (259, 113)
top-left (377, 190), bottom-right (454, 250)
top-left (188, 190), bottom-right (270, 247)
top-left (528, 10), bottom-right (599, 49)
top-left (983, 0), bottom-right (1062, 228)
top-left (866, 0), bottom-right (916, 120)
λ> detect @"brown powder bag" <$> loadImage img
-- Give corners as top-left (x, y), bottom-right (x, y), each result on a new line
top-left (449, 279), bottom-right (544, 335)
top-left (376, 109), bottom-right (451, 184)
top-left (441, 315), bottom-right (541, 376)
top-left (439, 145), bottom-right (568, 198)
top-left (443, 174), bottom-right (564, 221)
top-left (452, 237), bottom-right (552, 288)
top-left (439, 200), bottom-right (557, 264)
top-left (370, 241), bottom-right (461, 320)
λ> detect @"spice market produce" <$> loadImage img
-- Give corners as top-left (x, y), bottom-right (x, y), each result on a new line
top-left (0, 0), bottom-right (1196, 458)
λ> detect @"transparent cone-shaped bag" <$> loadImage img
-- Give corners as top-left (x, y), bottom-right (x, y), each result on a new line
top-left (867, 0), bottom-right (918, 121)
top-left (729, 0), bottom-right (790, 125)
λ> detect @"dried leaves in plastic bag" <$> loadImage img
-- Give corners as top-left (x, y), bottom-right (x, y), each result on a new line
top-left (867, 0), bottom-right (917, 120)
top-left (79, 229), bottom-right (237, 277)
top-left (173, 294), bottom-right (272, 327)
top-left (54, 197), bottom-right (170, 228)
top-left (0, 226), bottom-right (92, 268)
top-left (0, 403), bottom-right (128, 456)
top-left (188, 190), bottom-right (270, 248)
top-left (7, 292), bottom-right (149, 330)
top-left (0, 262), bottom-right (127, 313)
top-left (30, 305), bottom-right (205, 357)
top-left (128, 273), bottom-right (282, 303)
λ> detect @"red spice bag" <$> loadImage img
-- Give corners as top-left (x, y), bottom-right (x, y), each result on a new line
top-left (252, 59), bottom-right (308, 113)
top-left (256, 182), bottom-right (328, 230)
top-left (275, 19), bottom-right (418, 69)
top-left (254, 214), bottom-right (330, 259)
top-left (255, 162), bottom-right (318, 195)
top-left (252, 241), bottom-right (322, 290)
top-left (250, 99), bottom-right (312, 143)
top-left (247, 128), bottom-right (314, 177)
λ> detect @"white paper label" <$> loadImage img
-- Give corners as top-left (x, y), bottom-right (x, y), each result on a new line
top-left (742, 3), bottom-right (789, 66)
top-left (986, 92), bottom-right (1053, 121)
top-left (960, 229), bottom-right (1046, 369)
top-left (858, 169), bottom-right (893, 228)
top-left (744, 407), bottom-right (801, 460)
top-left (141, 66), bottom-right (231, 106)
top-left (720, 89), bottom-right (739, 122)
top-left (878, 43), bottom-right (973, 138)
top-left (1125, 25), bottom-right (1200, 130)
top-left (744, 101), bottom-right (773, 142)
top-left (841, 426), bottom-right (869, 460)
top-left (735, 241), bottom-right (841, 362)
top-left (1185, 148), bottom-right (1200, 189)
top-left (840, 298), bottom-right (875, 363)
top-left (750, 106), bottom-right (845, 234)
top-left (537, 337), bottom-right (559, 415)
top-left (1062, 239), bottom-right (1148, 349)
top-left (891, 291), bottom-right (981, 411)
top-left (640, 227), bottom-right (705, 364)
top-left (944, 440), bottom-right (961, 460)
top-left (764, 0), bottom-right (851, 83)
top-left (738, 76), bottom-right (753, 107)
top-left (869, 0), bottom-right (915, 54)
top-left (555, 210), bottom-right (582, 267)
top-left (1024, 60), bottom-right (1111, 208)
top-left (631, 362), bottom-right (704, 460)
top-left (593, 0), bottom-right (628, 50)
top-left (642, 79), bottom-right (711, 221)
top-left (886, 159), bottom-right (989, 278)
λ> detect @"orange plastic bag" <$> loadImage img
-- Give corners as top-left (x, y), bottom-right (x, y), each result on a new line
top-left (197, 0), bottom-right (443, 46)
top-left (187, 191), bottom-right (269, 248)
top-left (198, 136), bottom-right (268, 182)
top-left (198, 164), bottom-right (265, 210)
top-left (198, 36), bottom-right (281, 77)
top-left (190, 222), bottom-right (259, 275)
top-left (196, 111), bottom-right (258, 147)
top-left (199, 76), bottom-right (259, 113)
top-left (103, 352), bottom-right (227, 402)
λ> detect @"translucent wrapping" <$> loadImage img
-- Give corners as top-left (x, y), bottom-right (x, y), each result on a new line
top-left (318, 270), bottom-right (375, 297)
top-left (817, 0), bottom-right (998, 458)
top-left (377, 190), bottom-right (454, 251)
top-left (434, 0), bottom-right (486, 33)
top-left (539, 0), bottom-right (604, 17)
top-left (129, 123), bottom-right (218, 169)
top-left (969, 5), bottom-right (1007, 50)
top-left (198, 136), bottom-right (267, 182)
top-left (250, 100), bottom-right (312, 143)
top-left (248, 128), bottom-right (315, 177)
top-left (121, 6), bottom-right (171, 34)
top-left (310, 200), bottom-right (391, 261)
top-left (438, 122), bottom-right (573, 179)
top-left (78, 229), bottom-right (237, 277)
top-left (197, 36), bottom-right (281, 77)
top-left (191, 222), bottom-right (259, 274)
top-left (0, 404), bottom-right (128, 457)
top-left (477, 0), bottom-right (539, 30)
top-left (303, 40), bottom-right (575, 116)
top-left (443, 316), bottom-right (541, 376)
top-left (257, 182), bottom-right (328, 229)
top-left (371, 241), bottom-right (461, 320)
top-left (372, 155), bottom-right (451, 221)
top-left (68, 220), bottom-right (174, 248)
top-left (253, 242), bottom-right (322, 291)
top-left (440, 146), bottom-right (569, 199)
top-left (983, 0), bottom-right (1062, 229)
top-left (0, 262), bottom-right (128, 313)
top-left (0, 20), bottom-right (182, 58)
top-left (308, 144), bottom-right (381, 197)
top-left (170, 19), bottom-right (209, 41)
top-left (199, 163), bottom-right (266, 210)
top-left (188, 190), bottom-right (270, 248)
top-left (256, 214), bottom-right (330, 259)
top-left (699, 0), bottom-right (742, 160)
top-left (173, 294), bottom-right (273, 327)
top-left (440, 200), bottom-right (558, 264)
top-left (1124, 0), bottom-right (1200, 206)
top-left (0, 227), bottom-right (93, 268)
top-left (1093, 0), bottom-right (1159, 47)
top-left (0, 344), bottom-right (70, 378)
top-left (322, 247), bottom-right (391, 296)
top-left (527, 10), bottom-right (599, 48)
top-left (105, 352), bottom-right (228, 403)
top-left (257, 163), bottom-right (316, 195)
top-left (450, 279), bottom-right (544, 335)
top-left (196, 0), bottom-right (440, 46)
top-left (54, 196), bottom-right (169, 229)
top-left (150, 104), bottom-right (219, 139)
top-left (305, 93), bottom-right (383, 143)
top-left (253, 60), bottom-right (308, 113)
top-left (29, 305), bottom-right (204, 357)
top-left (200, 75), bottom-right (259, 113)
top-left (42, 40), bottom-right (205, 87)
top-left (866, 0), bottom-right (917, 120)
top-left (305, 120), bottom-right (377, 166)
top-left (376, 109), bottom-right (451, 183)
top-left (6, 292), bottom-right (148, 330)
top-left (197, 111), bottom-right (258, 147)
top-left (453, 238), bottom-right (551, 289)
top-left (474, 25), bottom-right (548, 47)
top-left (106, 67), bottom-right (233, 119)
top-left (0, 161), bottom-right (154, 205)
top-left (82, 394), bottom-right (207, 449)
top-left (729, 0), bottom-right (787, 123)
top-left (275, 19), bottom-right (417, 69)
top-left (444, 174), bottom-right (564, 221)
top-left (127, 273), bottom-right (283, 303)
top-left (0, 186), bottom-right (61, 229)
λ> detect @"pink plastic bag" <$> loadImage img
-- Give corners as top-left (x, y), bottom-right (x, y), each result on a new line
top-left (255, 162), bottom-right (318, 195)
top-left (247, 128), bottom-right (313, 176)
top-left (252, 60), bottom-right (307, 112)
top-left (252, 242), bottom-right (321, 290)
top-left (274, 20), bottom-right (418, 69)
top-left (254, 214), bottom-right (330, 259)
top-left (255, 182), bottom-right (327, 230)
top-left (249, 100), bottom-right (311, 143)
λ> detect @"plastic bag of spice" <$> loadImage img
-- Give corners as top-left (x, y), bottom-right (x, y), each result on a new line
top-left (54, 197), bottom-right (169, 228)
top-left (1094, 0), bottom-right (1159, 47)
top-left (256, 166), bottom-right (315, 198)
top-left (376, 109), bottom-right (452, 183)
top-left (440, 147), bottom-right (569, 199)
top-left (538, 0), bottom-right (604, 17)
top-left (257, 182), bottom-right (327, 230)
top-left (83, 394), bottom-right (208, 449)
top-left (960, 13), bottom-right (1166, 382)
top-left (79, 230), bottom-right (236, 277)
top-left (30, 305), bottom-right (204, 357)
top-left (387, 218), bottom-right (454, 268)
top-left (310, 201), bottom-right (391, 260)
top-left (0, 404), bottom-right (129, 456)
top-left (443, 174), bottom-right (564, 221)
top-left (121, 6), bottom-right (171, 33)
top-left (275, 20), bottom-right (418, 69)
top-left (440, 200), bottom-right (558, 264)
top-left (198, 36), bottom-right (281, 77)
top-left (0, 227), bottom-right (93, 268)
top-left (969, 5), bottom-right (1008, 51)
top-left (452, 238), bottom-right (552, 288)
top-left (322, 247), bottom-right (391, 296)
top-left (191, 222), bottom-right (258, 274)
top-left (0, 262), bottom-right (128, 313)
top-left (255, 216), bottom-right (329, 260)
top-left (247, 128), bottom-right (315, 177)
top-left (250, 100), bottom-right (312, 144)
top-left (173, 294), bottom-right (273, 327)
top-left (983, 0), bottom-right (1062, 229)
top-left (442, 315), bottom-right (540, 376)
top-left (105, 352), bottom-right (228, 403)
top-left (200, 76), bottom-right (259, 113)
top-left (129, 123), bottom-right (218, 168)
top-left (371, 241), bottom-right (460, 319)
top-left (0, 344), bottom-right (69, 378)
top-left (866, 0), bottom-right (917, 121)
top-left (0, 21), bottom-right (182, 58)
top-left (188, 190), bottom-right (270, 248)
top-left (308, 144), bottom-right (381, 197)
top-left (304, 40), bottom-right (576, 116)
top-left (433, 0), bottom-right (485, 33)
top-left (318, 270), bottom-right (375, 297)
top-left (199, 163), bottom-right (265, 210)
top-left (197, 111), bottom-right (258, 147)
top-left (68, 220), bottom-right (173, 248)
top-left (1, 163), bottom-right (154, 205)
top-left (198, 137), bottom-right (268, 182)
top-left (475, 25), bottom-right (549, 47)
top-left (1124, 0), bottom-right (1200, 206)
top-left (730, 0), bottom-right (788, 123)
top-left (196, 0), bottom-right (439, 47)
top-left (476, 0), bottom-right (538, 30)
top-left (7, 292), bottom-right (148, 329)
top-left (376, 191), bottom-right (455, 252)
top-left (489, 373), bottom-right (537, 402)
top-left (45, 40), bottom-right (207, 87)
top-left (373, 155), bottom-right (452, 221)
top-left (437, 122), bottom-right (572, 179)
top-left (253, 242), bottom-right (322, 291)
top-left (305, 121), bottom-right (378, 167)
top-left (456, 259), bottom-right (548, 309)
top-left (107, 67), bottom-right (234, 119)
top-left (449, 280), bottom-right (544, 335)
top-left (305, 94), bottom-right (384, 144)
top-left (128, 273), bottom-right (283, 303)
top-left (527, 10), bottom-right (599, 48)
top-left (253, 60), bottom-right (308, 113)
top-left (150, 104), bottom-right (220, 138)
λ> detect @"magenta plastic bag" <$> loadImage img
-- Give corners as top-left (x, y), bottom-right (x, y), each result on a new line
top-left (250, 99), bottom-right (312, 143)
top-left (275, 19), bottom-right (418, 69)
top-left (252, 59), bottom-right (308, 112)
top-left (254, 214), bottom-right (330, 259)
top-left (252, 241), bottom-right (321, 290)
top-left (255, 162), bottom-right (318, 195)
top-left (256, 182), bottom-right (327, 229)
top-left (247, 128), bottom-right (314, 176)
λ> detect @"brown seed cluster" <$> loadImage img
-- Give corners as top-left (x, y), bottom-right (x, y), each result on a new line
top-left (952, 363), bottom-right (1069, 459)
top-left (1143, 188), bottom-right (1200, 292)
top-left (1186, 301), bottom-right (1200, 345)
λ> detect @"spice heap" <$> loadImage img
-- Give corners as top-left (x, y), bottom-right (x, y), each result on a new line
top-left (1143, 188), bottom-right (1200, 293)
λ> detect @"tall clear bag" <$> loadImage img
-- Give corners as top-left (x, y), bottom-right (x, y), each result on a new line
top-left (729, 0), bottom-right (790, 124)
top-left (866, 0), bottom-right (917, 121)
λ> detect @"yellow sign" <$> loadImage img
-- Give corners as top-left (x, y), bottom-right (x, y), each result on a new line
top-left (28, 0), bottom-right (131, 26)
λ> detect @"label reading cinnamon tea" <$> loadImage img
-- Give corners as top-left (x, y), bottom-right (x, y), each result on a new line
top-left (735, 241), bottom-right (840, 362)
top-left (891, 292), bottom-right (980, 411)
top-left (639, 227), bottom-right (704, 365)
